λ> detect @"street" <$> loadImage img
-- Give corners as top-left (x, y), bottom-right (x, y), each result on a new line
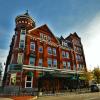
top-left (38, 92), bottom-right (100, 100)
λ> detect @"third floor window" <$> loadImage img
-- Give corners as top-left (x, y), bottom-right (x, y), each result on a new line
top-left (30, 42), bottom-right (35, 51)
top-left (48, 47), bottom-right (52, 55)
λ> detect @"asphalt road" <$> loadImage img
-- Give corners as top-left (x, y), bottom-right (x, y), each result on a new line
top-left (38, 92), bottom-right (100, 100)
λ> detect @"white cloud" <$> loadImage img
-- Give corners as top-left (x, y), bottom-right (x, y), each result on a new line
top-left (0, 49), bottom-right (9, 72)
top-left (81, 13), bottom-right (100, 70)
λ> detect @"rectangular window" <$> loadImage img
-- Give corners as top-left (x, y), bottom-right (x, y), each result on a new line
top-left (39, 46), bottom-right (43, 53)
top-left (30, 42), bottom-right (35, 51)
top-left (48, 36), bottom-right (51, 42)
top-left (63, 61), bottom-right (66, 69)
top-left (48, 47), bottom-right (52, 55)
top-left (73, 64), bottom-right (76, 70)
top-left (17, 53), bottom-right (23, 64)
top-left (62, 51), bottom-right (65, 57)
top-left (40, 33), bottom-right (43, 39)
top-left (48, 58), bottom-right (52, 67)
top-left (52, 48), bottom-right (56, 55)
top-left (19, 40), bottom-right (25, 49)
top-left (21, 29), bottom-right (26, 35)
top-left (38, 59), bottom-right (42, 66)
top-left (65, 52), bottom-right (69, 58)
top-left (29, 56), bottom-right (35, 65)
top-left (53, 59), bottom-right (57, 67)
top-left (25, 76), bottom-right (33, 88)
top-left (67, 62), bottom-right (71, 69)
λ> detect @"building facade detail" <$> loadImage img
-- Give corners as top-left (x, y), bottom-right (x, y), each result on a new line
top-left (3, 12), bottom-right (87, 93)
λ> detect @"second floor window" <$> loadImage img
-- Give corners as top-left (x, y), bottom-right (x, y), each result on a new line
top-left (53, 59), bottom-right (57, 67)
top-left (29, 56), bottom-right (35, 65)
top-left (65, 52), bottom-right (69, 58)
top-left (48, 58), bottom-right (52, 67)
top-left (38, 59), bottom-right (43, 67)
top-left (30, 42), bottom-right (35, 51)
top-left (62, 51), bottom-right (65, 57)
top-left (63, 61), bottom-right (66, 69)
top-left (48, 47), bottom-right (52, 55)
top-left (67, 62), bottom-right (71, 69)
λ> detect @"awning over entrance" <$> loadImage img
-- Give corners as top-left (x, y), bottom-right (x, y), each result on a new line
top-left (26, 72), bottom-right (34, 77)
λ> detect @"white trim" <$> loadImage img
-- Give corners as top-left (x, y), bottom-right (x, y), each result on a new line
top-left (25, 75), bottom-right (33, 88)
top-left (22, 65), bottom-right (84, 74)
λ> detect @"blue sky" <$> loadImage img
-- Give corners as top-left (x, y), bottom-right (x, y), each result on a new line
top-left (0, 0), bottom-right (100, 70)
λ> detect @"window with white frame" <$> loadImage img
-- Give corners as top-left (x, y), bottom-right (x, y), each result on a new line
top-left (39, 46), bottom-right (43, 53)
top-left (63, 61), bottom-right (66, 69)
top-left (17, 53), bottom-right (23, 64)
top-left (25, 76), bottom-right (33, 88)
top-left (53, 59), bottom-right (57, 67)
top-left (30, 42), bottom-right (35, 51)
top-left (67, 62), bottom-right (71, 69)
top-left (48, 47), bottom-right (52, 55)
top-left (48, 58), bottom-right (52, 67)
top-left (38, 59), bottom-right (43, 66)
top-left (29, 56), bottom-right (35, 65)
top-left (52, 48), bottom-right (56, 55)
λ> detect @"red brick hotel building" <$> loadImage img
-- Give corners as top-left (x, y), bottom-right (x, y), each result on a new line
top-left (3, 11), bottom-right (87, 93)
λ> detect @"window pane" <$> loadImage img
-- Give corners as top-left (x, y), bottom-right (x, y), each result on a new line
top-left (19, 41), bottom-right (24, 49)
top-left (63, 61), bottom-right (66, 69)
top-left (53, 59), bottom-right (57, 67)
top-left (26, 82), bottom-right (31, 88)
top-left (65, 52), bottom-right (69, 58)
top-left (29, 56), bottom-right (35, 65)
top-left (39, 59), bottom-right (42, 66)
top-left (39, 46), bottom-right (43, 53)
top-left (27, 76), bottom-right (32, 81)
top-left (53, 48), bottom-right (56, 55)
top-left (48, 47), bottom-right (52, 54)
top-left (30, 42), bottom-right (35, 51)
top-left (67, 62), bottom-right (71, 69)
top-left (62, 51), bottom-right (65, 57)
top-left (21, 29), bottom-right (26, 35)
top-left (48, 58), bottom-right (52, 67)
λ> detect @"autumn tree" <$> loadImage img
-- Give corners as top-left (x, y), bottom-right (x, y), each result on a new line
top-left (93, 67), bottom-right (100, 83)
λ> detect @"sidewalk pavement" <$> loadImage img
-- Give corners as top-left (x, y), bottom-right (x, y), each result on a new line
top-left (0, 96), bottom-right (38, 100)
top-left (0, 98), bottom-right (13, 100)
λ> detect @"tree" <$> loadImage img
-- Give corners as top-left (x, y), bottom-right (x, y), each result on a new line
top-left (93, 67), bottom-right (100, 83)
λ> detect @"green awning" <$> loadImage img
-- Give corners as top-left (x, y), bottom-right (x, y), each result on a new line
top-left (27, 72), bottom-right (34, 77)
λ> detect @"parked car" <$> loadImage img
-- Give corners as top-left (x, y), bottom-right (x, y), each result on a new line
top-left (90, 84), bottom-right (100, 92)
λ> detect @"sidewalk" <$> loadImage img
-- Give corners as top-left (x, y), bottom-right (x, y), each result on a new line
top-left (0, 96), bottom-right (38, 100)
